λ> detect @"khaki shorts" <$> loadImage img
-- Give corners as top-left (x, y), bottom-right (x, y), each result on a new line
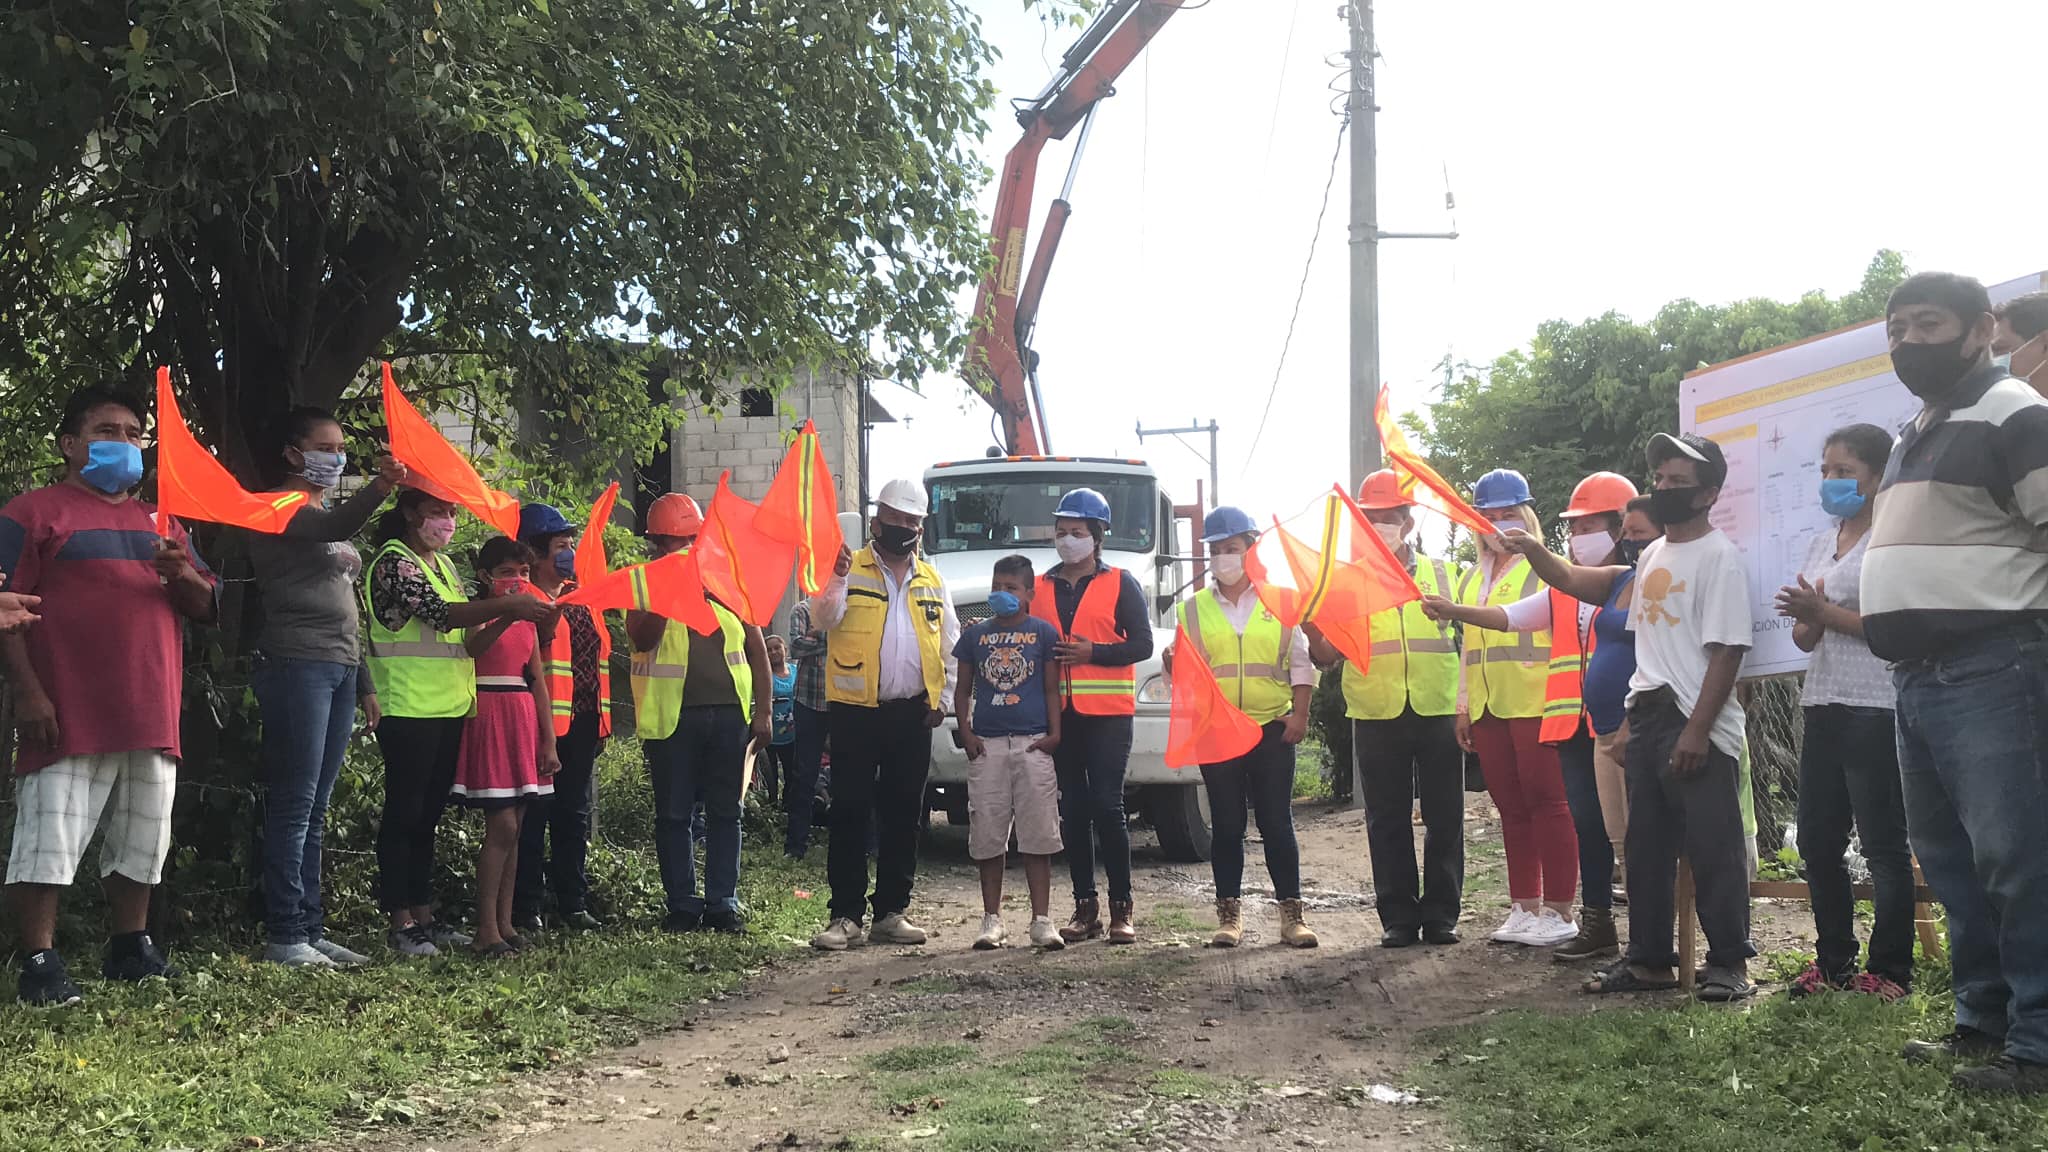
top-left (6, 752), bottom-right (177, 887)
top-left (967, 735), bottom-right (1062, 860)
top-left (1592, 723), bottom-right (1629, 850)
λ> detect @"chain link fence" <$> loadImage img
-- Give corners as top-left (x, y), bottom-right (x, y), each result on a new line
top-left (1743, 675), bottom-right (1804, 864)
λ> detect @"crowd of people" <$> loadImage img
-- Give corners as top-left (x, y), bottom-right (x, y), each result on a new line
top-left (0, 272), bottom-right (2043, 1096)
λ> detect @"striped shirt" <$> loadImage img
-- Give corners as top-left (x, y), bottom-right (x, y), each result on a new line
top-left (1862, 362), bottom-right (2048, 662)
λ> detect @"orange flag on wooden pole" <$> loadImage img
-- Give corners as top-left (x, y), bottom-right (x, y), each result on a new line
top-left (559, 549), bottom-right (717, 634)
top-left (575, 481), bottom-right (619, 588)
top-left (1245, 487), bottom-right (1423, 675)
top-left (379, 361), bottom-right (521, 537)
top-left (1374, 383), bottom-right (1497, 538)
top-left (695, 473), bottom-right (797, 628)
top-left (154, 366), bottom-right (309, 533)
top-left (1164, 622), bottom-right (1263, 770)
top-left (755, 420), bottom-right (845, 596)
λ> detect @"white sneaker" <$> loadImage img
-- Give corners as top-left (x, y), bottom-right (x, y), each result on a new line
top-left (1028, 916), bottom-right (1066, 950)
top-left (811, 917), bottom-right (867, 951)
top-left (1511, 907), bottom-right (1580, 947)
top-left (425, 922), bottom-right (472, 949)
top-left (973, 914), bottom-right (1007, 950)
top-left (264, 941), bottom-right (337, 968)
top-left (310, 938), bottom-right (371, 968)
top-left (1489, 908), bottom-right (1535, 944)
top-left (868, 912), bottom-right (928, 945)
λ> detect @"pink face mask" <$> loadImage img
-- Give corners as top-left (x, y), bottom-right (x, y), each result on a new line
top-left (417, 515), bottom-right (457, 549)
top-left (491, 576), bottom-right (528, 598)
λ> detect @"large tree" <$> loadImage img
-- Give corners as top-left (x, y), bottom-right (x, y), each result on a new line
top-left (0, 0), bottom-right (1051, 491)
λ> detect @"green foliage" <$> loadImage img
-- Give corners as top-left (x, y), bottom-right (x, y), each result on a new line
top-left (1410, 251), bottom-right (1911, 534)
top-left (858, 1018), bottom-right (1144, 1151)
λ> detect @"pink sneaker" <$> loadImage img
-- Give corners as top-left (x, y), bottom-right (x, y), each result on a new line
top-left (1788, 963), bottom-right (1834, 999)
top-left (1850, 972), bottom-right (1907, 1003)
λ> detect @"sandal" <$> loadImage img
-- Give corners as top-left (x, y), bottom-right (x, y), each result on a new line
top-left (1693, 965), bottom-right (1756, 1003)
top-left (473, 940), bottom-right (518, 961)
top-left (1584, 963), bottom-right (1679, 995)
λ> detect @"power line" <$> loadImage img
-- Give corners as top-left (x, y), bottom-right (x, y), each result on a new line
top-left (1240, 116), bottom-right (1347, 477)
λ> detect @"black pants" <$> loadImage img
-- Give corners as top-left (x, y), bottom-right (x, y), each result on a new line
top-left (827, 699), bottom-right (933, 924)
top-left (1201, 720), bottom-right (1302, 900)
top-left (785, 703), bottom-right (828, 855)
top-left (514, 712), bottom-right (602, 918)
top-left (1356, 710), bottom-right (1465, 931)
top-left (759, 742), bottom-right (794, 803)
top-left (1799, 703), bottom-right (1914, 986)
top-left (1624, 690), bottom-right (1749, 970)
top-left (1054, 710), bottom-right (1134, 905)
top-left (1560, 726), bottom-right (1614, 911)
top-left (374, 715), bottom-right (464, 913)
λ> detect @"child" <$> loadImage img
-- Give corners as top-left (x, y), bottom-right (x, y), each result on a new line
top-left (951, 555), bottom-right (1064, 950)
top-left (450, 537), bottom-right (560, 957)
top-left (763, 635), bottom-right (798, 805)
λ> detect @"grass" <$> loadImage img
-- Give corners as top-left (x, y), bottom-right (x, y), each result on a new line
top-left (1419, 991), bottom-right (2048, 1152)
top-left (1145, 903), bottom-right (1207, 938)
top-left (858, 1017), bottom-right (1144, 1151)
top-left (1292, 737), bottom-right (1335, 801)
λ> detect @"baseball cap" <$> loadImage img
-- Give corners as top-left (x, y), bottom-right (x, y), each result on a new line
top-left (1646, 432), bottom-right (1728, 489)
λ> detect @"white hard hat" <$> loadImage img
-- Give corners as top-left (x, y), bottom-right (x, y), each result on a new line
top-left (877, 478), bottom-right (928, 517)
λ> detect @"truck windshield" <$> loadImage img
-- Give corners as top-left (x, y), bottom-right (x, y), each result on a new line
top-left (927, 474), bottom-right (1157, 555)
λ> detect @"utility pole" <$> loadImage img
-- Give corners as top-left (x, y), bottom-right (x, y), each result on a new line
top-left (1346, 0), bottom-right (1455, 492)
top-left (1136, 418), bottom-right (1220, 507)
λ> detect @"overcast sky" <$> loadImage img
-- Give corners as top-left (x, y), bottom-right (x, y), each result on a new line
top-left (868, 0), bottom-right (2047, 523)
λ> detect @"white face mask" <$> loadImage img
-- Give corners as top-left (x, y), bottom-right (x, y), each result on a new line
top-left (1374, 522), bottom-right (1406, 550)
top-left (1210, 552), bottom-right (1246, 585)
top-left (1569, 532), bottom-right (1614, 566)
top-left (1054, 534), bottom-right (1094, 565)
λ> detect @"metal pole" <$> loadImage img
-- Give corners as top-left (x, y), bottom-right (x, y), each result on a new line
top-left (1204, 419), bottom-right (1219, 506)
top-left (1136, 418), bottom-right (1222, 505)
top-left (1347, 0), bottom-right (1380, 491)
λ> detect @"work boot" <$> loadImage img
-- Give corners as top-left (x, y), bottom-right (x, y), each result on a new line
top-left (1060, 898), bottom-right (1102, 944)
top-left (1552, 906), bottom-right (1619, 963)
top-left (1211, 898), bottom-right (1243, 949)
top-left (1107, 900), bottom-right (1137, 945)
top-left (1278, 899), bottom-right (1319, 948)
top-left (1903, 1026), bottom-right (2004, 1065)
top-left (1953, 1056), bottom-right (2048, 1097)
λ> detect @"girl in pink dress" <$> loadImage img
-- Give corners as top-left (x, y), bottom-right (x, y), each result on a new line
top-left (453, 537), bottom-right (560, 957)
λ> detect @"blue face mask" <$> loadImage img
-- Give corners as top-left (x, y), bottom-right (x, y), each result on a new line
top-left (81, 440), bottom-right (144, 494)
top-left (1819, 477), bottom-right (1866, 519)
top-left (986, 590), bottom-right (1022, 617)
top-left (553, 550), bottom-right (577, 579)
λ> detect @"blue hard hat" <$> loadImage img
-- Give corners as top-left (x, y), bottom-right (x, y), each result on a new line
top-left (1201, 506), bottom-right (1259, 543)
top-left (1472, 468), bottom-right (1533, 511)
top-left (1053, 487), bottom-right (1113, 525)
top-left (518, 502), bottom-right (575, 539)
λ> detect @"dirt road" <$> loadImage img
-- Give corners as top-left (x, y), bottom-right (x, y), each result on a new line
top-left (409, 798), bottom-right (1804, 1151)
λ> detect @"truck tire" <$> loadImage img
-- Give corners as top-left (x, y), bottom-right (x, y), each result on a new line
top-left (1145, 783), bottom-right (1212, 863)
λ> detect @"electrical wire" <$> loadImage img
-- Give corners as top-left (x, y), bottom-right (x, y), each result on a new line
top-left (1240, 116), bottom-right (1348, 477)
top-left (1258, 0), bottom-right (1305, 175)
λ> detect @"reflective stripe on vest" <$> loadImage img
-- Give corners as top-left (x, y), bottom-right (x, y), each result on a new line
top-left (545, 596), bottom-right (614, 738)
top-left (1179, 589), bottom-right (1294, 726)
top-left (1537, 585), bottom-right (1597, 744)
top-left (1030, 567), bottom-right (1137, 716)
top-left (633, 601), bottom-right (752, 741)
top-left (361, 541), bottom-right (475, 719)
top-left (822, 549), bottom-right (948, 710)
top-left (1341, 557), bottom-right (1461, 721)
top-left (1455, 556), bottom-right (1551, 721)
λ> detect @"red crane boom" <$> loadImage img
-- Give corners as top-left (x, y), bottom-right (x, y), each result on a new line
top-left (963, 0), bottom-right (1187, 456)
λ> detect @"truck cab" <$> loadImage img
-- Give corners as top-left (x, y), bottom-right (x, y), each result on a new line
top-left (919, 455), bottom-right (1213, 861)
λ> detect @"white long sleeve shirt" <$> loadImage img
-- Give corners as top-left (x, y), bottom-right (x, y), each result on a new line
top-left (807, 558), bottom-right (962, 707)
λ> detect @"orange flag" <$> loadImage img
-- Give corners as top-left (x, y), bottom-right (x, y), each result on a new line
top-left (575, 482), bottom-right (620, 589)
top-left (1246, 487), bottom-right (1423, 675)
top-left (380, 361), bottom-right (521, 537)
top-left (1164, 622), bottom-right (1263, 769)
top-left (695, 473), bottom-right (797, 628)
top-left (154, 367), bottom-right (310, 533)
top-left (559, 549), bottom-right (717, 635)
top-left (755, 420), bottom-right (845, 596)
top-left (1374, 384), bottom-right (1497, 538)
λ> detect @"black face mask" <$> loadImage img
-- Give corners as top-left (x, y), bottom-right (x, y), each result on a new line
top-left (1892, 335), bottom-right (1977, 402)
top-left (1615, 538), bottom-right (1647, 567)
top-left (873, 521), bottom-right (921, 557)
top-left (1647, 486), bottom-right (1705, 526)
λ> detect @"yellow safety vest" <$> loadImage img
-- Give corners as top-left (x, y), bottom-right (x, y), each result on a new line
top-left (824, 548), bottom-right (948, 709)
top-left (361, 541), bottom-right (475, 719)
top-left (1456, 555), bottom-right (1550, 721)
top-left (631, 601), bottom-right (752, 741)
top-left (1176, 587), bottom-right (1295, 726)
top-left (1341, 555), bottom-right (1462, 721)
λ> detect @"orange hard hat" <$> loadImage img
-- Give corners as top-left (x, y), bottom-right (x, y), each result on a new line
top-left (1560, 472), bottom-right (1639, 520)
top-left (1356, 469), bottom-right (1415, 511)
top-left (646, 493), bottom-right (704, 537)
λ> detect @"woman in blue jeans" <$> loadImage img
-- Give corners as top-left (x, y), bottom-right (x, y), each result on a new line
top-left (245, 407), bottom-right (406, 967)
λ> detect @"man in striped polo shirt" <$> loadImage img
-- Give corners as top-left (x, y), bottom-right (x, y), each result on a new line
top-left (1863, 271), bottom-right (2048, 1097)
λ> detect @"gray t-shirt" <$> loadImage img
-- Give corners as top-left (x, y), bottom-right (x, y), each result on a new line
top-left (244, 484), bottom-right (389, 673)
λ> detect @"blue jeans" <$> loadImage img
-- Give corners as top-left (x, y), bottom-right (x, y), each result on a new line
top-left (1200, 721), bottom-right (1300, 900)
top-left (785, 703), bottom-right (828, 856)
top-left (1559, 727), bottom-right (1614, 912)
top-left (254, 656), bottom-right (357, 945)
top-left (647, 705), bottom-right (747, 916)
top-left (1054, 711), bottom-right (1134, 906)
top-left (1895, 629), bottom-right (2048, 1063)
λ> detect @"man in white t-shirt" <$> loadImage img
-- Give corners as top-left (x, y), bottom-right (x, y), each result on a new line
top-left (1588, 432), bottom-right (1755, 1002)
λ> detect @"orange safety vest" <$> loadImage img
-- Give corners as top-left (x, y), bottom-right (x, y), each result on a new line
top-left (1031, 566), bottom-right (1137, 717)
top-left (546, 591), bottom-right (613, 738)
top-left (1537, 585), bottom-right (1594, 745)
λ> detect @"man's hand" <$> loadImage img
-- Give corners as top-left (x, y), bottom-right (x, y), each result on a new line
top-left (14, 688), bottom-right (58, 750)
top-left (373, 454), bottom-right (408, 494)
top-left (1028, 732), bottom-right (1058, 755)
top-left (1054, 637), bottom-right (1095, 666)
top-left (153, 538), bottom-right (196, 582)
top-left (750, 716), bottom-right (773, 749)
top-left (1671, 724), bottom-right (1711, 776)
top-left (361, 693), bottom-right (382, 731)
top-left (1282, 712), bottom-right (1309, 746)
top-left (1454, 710), bottom-right (1474, 753)
top-left (1774, 575), bottom-right (1827, 626)
top-left (0, 591), bottom-right (41, 634)
top-left (833, 544), bottom-right (852, 578)
top-left (926, 708), bottom-right (945, 730)
top-left (962, 731), bottom-right (986, 761)
top-left (539, 744), bottom-right (562, 778)
top-left (507, 594), bottom-right (556, 625)
top-left (1419, 594), bottom-right (1455, 622)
